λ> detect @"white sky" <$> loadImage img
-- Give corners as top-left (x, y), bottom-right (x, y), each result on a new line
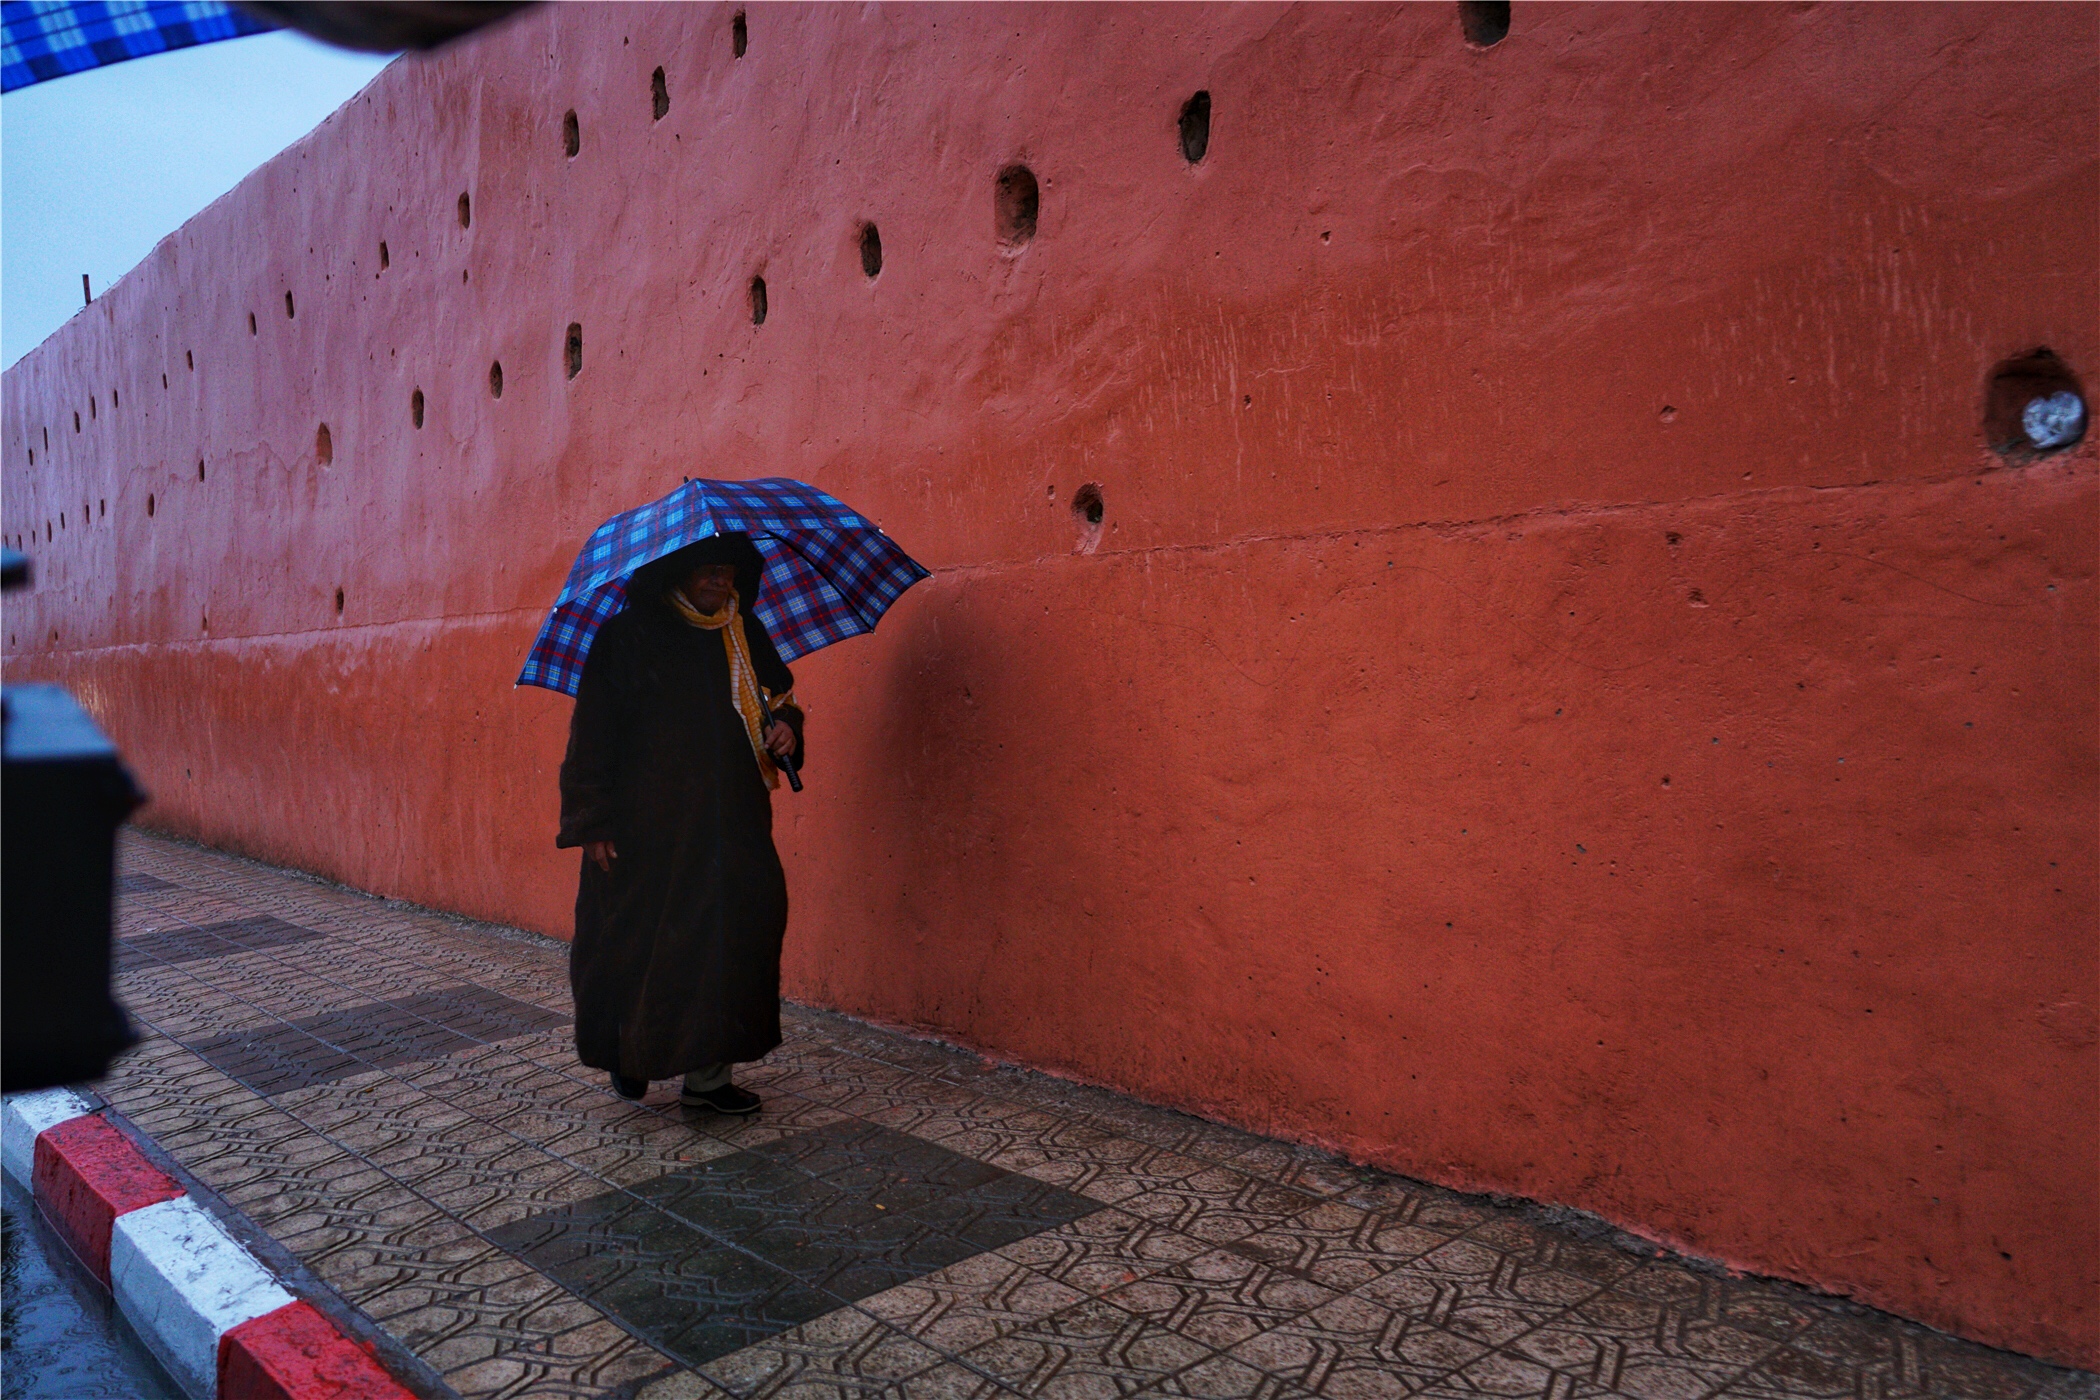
top-left (1, 31), bottom-right (394, 369)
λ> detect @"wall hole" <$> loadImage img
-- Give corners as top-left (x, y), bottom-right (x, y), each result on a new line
top-left (335, 587), bottom-right (345, 615)
top-left (197, 460), bottom-right (205, 482)
top-left (27, 449), bottom-right (33, 465)
top-left (1072, 481), bottom-right (1105, 526)
top-left (285, 290), bottom-right (295, 319)
top-left (379, 241), bottom-right (390, 269)
top-left (185, 350), bottom-right (193, 369)
top-left (89, 397), bottom-right (96, 419)
top-left (1179, 91), bottom-right (1211, 164)
top-left (749, 276), bottom-right (768, 325)
top-left (249, 312), bottom-right (257, 335)
top-left (147, 495), bottom-right (155, 517)
top-left (316, 423), bottom-right (333, 464)
top-left (59, 513), bottom-right (65, 530)
top-left (732, 11), bottom-right (747, 56)
top-left (110, 388), bottom-right (118, 408)
top-left (162, 373), bottom-right (168, 388)
top-left (98, 499), bottom-right (104, 517)
top-left (651, 67), bottom-right (669, 120)
top-left (995, 165), bottom-right (1039, 248)
top-left (201, 613), bottom-right (208, 633)
top-left (1460, 1), bottom-right (1510, 47)
top-left (458, 191), bottom-right (472, 228)
top-left (411, 388), bottom-right (426, 427)
top-left (859, 223), bottom-right (883, 278)
top-left (73, 412), bottom-right (80, 432)
top-left (1986, 350), bottom-right (2086, 457)
top-left (565, 323), bottom-right (583, 379)
top-left (489, 360), bottom-right (505, 398)
top-left (42, 427), bottom-right (48, 448)
top-left (562, 109), bottom-right (580, 158)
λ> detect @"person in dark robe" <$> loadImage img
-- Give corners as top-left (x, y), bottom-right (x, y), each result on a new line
top-left (556, 533), bottom-right (804, 1113)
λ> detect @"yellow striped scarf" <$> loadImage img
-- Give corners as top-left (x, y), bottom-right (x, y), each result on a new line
top-left (668, 588), bottom-right (795, 789)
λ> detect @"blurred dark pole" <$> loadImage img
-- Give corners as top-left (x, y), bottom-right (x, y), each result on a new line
top-left (1, 548), bottom-right (145, 1092)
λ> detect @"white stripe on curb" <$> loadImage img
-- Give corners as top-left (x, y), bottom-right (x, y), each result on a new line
top-left (113, 1196), bottom-right (296, 1400)
top-left (2, 1086), bottom-right (94, 1185)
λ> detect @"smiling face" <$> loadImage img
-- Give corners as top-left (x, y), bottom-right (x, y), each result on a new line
top-left (681, 563), bottom-right (738, 612)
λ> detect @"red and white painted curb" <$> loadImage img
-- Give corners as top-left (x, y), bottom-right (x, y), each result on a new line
top-left (4, 1087), bottom-right (418, 1400)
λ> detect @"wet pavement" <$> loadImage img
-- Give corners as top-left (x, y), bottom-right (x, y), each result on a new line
top-left (2, 1179), bottom-right (185, 1400)
top-left (90, 832), bottom-right (2096, 1400)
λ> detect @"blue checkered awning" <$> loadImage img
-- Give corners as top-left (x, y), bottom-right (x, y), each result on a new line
top-left (3, 1), bottom-right (277, 92)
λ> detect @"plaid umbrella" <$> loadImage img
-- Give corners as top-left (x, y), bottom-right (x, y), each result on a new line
top-left (2, 2), bottom-right (277, 92)
top-left (518, 477), bottom-right (930, 699)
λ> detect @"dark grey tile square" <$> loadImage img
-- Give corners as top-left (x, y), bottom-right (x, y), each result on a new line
top-left (118, 914), bottom-right (324, 969)
top-left (485, 1119), bottom-right (1100, 1368)
top-left (116, 872), bottom-right (177, 894)
top-left (183, 985), bottom-right (570, 1094)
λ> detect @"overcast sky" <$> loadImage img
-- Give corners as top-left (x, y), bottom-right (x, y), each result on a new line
top-left (1, 31), bottom-right (393, 369)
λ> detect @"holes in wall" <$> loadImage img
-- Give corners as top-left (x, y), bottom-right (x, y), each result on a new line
top-left (185, 351), bottom-right (193, 370)
top-left (412, 388), bottom-right (425, 427)
top-left (458, 191), bottom-right (472, 228)
top-left (73, 411), bottom-right (80, 432)
top-left (201, 612), bottom-right (209, 633)
top-left (1460, 1), bottom-right (1510, 47)
top-left (42, 428), bottom-right (48, 449)
top-left (162, 373), bottom-right (168, 388)
top-left (89, 397), bottom-right (97, 419)
top-left (285, 291), bottom-right (296, 319)
top-left (565, 323), bottom-right (583, 379)
top-left (1179, 91), bottom-right (1211, 164)
top-left (197, 460), bottom-right (205, 483)
top-left (316, 423), bottom-right (333, 464)
top-left (380, 241), bottom-right (390, 270)
top-left (98, 499), bottom-right (104, 517)
top-left (489, 360), bottom-right (505, 398)
top-left (335, 587), bottom-right (345, 615)
top-left (1985, 350), bottom-right (2086, 457)
top-left (111, 388), bottom-right (118, 409)
top-left (26, 449), bottom-right (33, 466)
top-left (147, 494), bottom-right (155, 517)
top-left (859, 223), bottom-right (883, 278)
top-left (249, 312), bottom-right (258, 335)
top-left (749, 276), bottom-right (768, 325)
top-left (651, 66), bottom-right (669, 120)
top-left (563, 109), bottom-right (580, 158)
top-left (732, 11), bottom-right (747, 57)
top-left (995, 165), bottom-right (1039, 249)
top-left (1070, 482), bottom-right (1105, 551)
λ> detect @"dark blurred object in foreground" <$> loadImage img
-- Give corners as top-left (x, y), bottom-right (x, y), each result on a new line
top-left (235, 1), bottom-right (536, 53)
top-left (2, 548), bottom-right (144, 1092)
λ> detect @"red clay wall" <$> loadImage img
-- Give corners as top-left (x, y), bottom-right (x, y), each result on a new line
top-left (4, 2), bottom-right (2094, 1366)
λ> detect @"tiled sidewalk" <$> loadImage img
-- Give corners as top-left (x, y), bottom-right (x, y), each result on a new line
top-left (101, 833), bottom-right (2091, 1400)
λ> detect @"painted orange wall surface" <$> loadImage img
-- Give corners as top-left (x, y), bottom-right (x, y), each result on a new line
top-left (3, 2), bottom-right (2094, 1367)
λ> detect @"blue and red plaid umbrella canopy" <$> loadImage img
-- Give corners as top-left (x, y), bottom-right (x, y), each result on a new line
top-left (518, 477), bottom-right (930, 698)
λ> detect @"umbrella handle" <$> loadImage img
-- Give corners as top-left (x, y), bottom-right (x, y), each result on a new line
top-left (760, 699), bottom-right (805, 793)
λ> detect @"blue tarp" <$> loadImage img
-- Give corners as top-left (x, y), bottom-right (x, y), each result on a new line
top-left (2, 1), bottom-right (276, 92)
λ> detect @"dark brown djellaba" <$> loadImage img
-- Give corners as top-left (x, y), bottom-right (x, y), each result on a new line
top-left (556, 556), bottom-right (804, 1081)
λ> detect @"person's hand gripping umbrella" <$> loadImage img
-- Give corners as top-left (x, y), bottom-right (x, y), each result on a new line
top-left (519, 476), bottom-right (930, 792)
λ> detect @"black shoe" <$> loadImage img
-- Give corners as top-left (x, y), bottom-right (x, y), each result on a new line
top-left (610, 1071), bottom-right (648, 1101)
top-left (680, 1082), bottom-right (761, 1114)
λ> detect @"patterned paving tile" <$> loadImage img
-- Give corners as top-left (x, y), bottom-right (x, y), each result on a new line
top-left (98, 835), bottom-right (2095, 1400)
